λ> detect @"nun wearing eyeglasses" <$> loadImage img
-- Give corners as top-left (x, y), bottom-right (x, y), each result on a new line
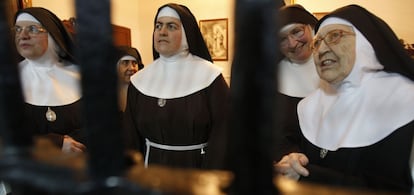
top-left (273, 4), bottom-right (323, 161)
top-left (122, 3), bottom-right (229, 170)
top-left (274, 5), bottom-right (414, 192)
top-left (14, 7), bottom-right (86, 153)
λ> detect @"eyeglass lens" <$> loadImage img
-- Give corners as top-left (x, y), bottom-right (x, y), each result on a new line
top-left (280, 25), bottom-right (306, 47)
top-left (13, 25), bottom-right (46, 35)
top-left (313, 30), bottom-right (354, 50)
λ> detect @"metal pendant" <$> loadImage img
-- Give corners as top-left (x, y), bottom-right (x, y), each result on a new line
top-left (158, 98), bottom-right (166, 107)
top-left (45, 107), bottom-right (57, 122)
top-left (320, 148), bottom-right (328, 159)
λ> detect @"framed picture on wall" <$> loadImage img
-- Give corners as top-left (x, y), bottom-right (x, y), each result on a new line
top-left (8, 0), bottom-right (32, 26)
top-left (313, 12), bottom-right (329, 20)
top-left (199, 18), bottom-right (228, 61)
top-left (285, 0), bottom-right (296, 5)
top-left (19, 0), bottom-right (32, 8)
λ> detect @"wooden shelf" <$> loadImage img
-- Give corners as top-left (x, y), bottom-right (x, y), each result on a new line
top-left (62, 17), bottom-right (131, 47)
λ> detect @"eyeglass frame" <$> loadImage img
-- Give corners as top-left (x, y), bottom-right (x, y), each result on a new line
top-left (312, 29), bottom-right (355, 50)
top-left (12, 25), bottom-right (47, 36)
top-left (279, 24), bottom-right (308, 48)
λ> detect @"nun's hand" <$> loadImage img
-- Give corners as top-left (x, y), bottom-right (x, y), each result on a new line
top-left (274, 152), bottom-right (309, 180)
top-left (62, 135), bottom-right (86, 153)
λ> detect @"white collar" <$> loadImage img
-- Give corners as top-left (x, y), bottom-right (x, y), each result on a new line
top-left (299, 72), bottom-right (414, 150)
top-left (19, 35), bottom-right (81, 106)
top-left (20, 59), bottom-right (81, 106)
top-left (278, 56), bottom-right (321, 97)
top-left (130, 52), bottom-right (221, 98)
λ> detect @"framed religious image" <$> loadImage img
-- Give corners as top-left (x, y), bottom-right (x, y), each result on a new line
top-left (22, 0), bottom-right (32, 8)
top-left (18, 0), bottom-right (32, 8)
top-left (313, 12), bottom-right (329, 20)
top-left (285, 0), bottom-right (295, 5)
top-left (199, 18), bottom-right (228, 61)
top-left (8, 0), bottom-right (31, 26)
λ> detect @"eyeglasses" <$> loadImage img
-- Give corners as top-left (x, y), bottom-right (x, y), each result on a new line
top-left (279, 25), bottom-right (307, 48)
top-left (312, 29), bottom-right (355, 50)
top-left (12, 25), bottom-right (47, 36)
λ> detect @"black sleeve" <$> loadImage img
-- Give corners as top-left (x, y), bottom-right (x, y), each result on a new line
top-left (121, 84), bottom-right (144, 152)
top-left (301, 164), bottom-right (366, 188)
top-left (203, 74), bottom-right (230, 170)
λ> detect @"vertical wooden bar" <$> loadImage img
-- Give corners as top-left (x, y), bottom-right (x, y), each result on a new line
top-left (75, 0), bottom-right (125, 179)
top-left (228, 0), bottom-right (282, 194)
top-left (0, 0), bottom-right (32, 149)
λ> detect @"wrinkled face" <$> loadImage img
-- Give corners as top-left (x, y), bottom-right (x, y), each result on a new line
top-left (279, 24), bottom-right (313, 64)
top-left (154, 16), bottom-right (182, 57)
top-left (117, 58), bottom-right (139, 84)
top-left (312, 24), bottom-right (356, 84)
top-left (14, 20), bottom-right (48, 60)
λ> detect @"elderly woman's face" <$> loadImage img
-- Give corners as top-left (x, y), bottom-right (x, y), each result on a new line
top-left (14, 20), bottom-right (48, 60)
top-left (279, 24), bottom-right (314, 64)
top-left (312, 24), bottom-right (356, 84)
top-left (117, 57), bottom-right (139, 84)
top-left (154, 16), bottom-right (182, 57)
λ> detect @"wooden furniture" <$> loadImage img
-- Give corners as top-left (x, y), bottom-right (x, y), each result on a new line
top-left (62, 17), bottom-right (131, 47)
top-left (112, 24), bottom-right (131, 46)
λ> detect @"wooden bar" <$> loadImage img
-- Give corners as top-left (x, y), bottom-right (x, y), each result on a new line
top-left (0, 0), bottom-right (32, 149)
top-left (75, 0), bottom-right (126, 179)
top-left (228, 0), bottom-right (282, 194)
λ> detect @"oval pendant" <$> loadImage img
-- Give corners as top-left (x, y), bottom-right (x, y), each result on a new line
top-left (158, 98), bottom-right (166, 107)
top-left (45, 107), bottom-right (57, 122)
top-left (320, 148), bottom-right (328, 159)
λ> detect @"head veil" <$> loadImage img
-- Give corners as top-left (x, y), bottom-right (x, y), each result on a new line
top-left (316, 4), bottom-right (414, 81)
top-left (15, 7), bottom-right (76, 63)
top-left (152, 3), bottom-right (212, 62)
top-left (298, 4), bottom-right (414, 150)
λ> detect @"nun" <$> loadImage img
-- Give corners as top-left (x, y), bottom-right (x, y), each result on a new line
top-left (275, 4), bottom-right (414, 193)
top-left (122, 3), bottom-right (230, 170)
top-left (14, 7), bottom-right (86, 153)
top-left (274, 4), bottom-right (322, 161)
top-left (114, 46), bottom-right (143, 113)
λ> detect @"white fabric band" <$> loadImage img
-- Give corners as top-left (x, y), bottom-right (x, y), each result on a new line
top-left (318, 17), bottom-right (353, 31)
top-left (16, 13), bottom-right (40, 23)
top-left (144, 138), bottom-right (207, 167)
top-left (119, 55), bottom-right (136, 61)
top-left (157, 6), bottom-right (180, 19)
top-left (280, 23), bottom-right (298, 33)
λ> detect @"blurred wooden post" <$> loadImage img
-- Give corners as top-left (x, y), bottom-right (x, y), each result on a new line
top-left (75, 0), bottom-right (126, 179)
top-left (0, 0), bottom-right (32, 150)
top-left (228, 0), bottom-right (282, 194)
